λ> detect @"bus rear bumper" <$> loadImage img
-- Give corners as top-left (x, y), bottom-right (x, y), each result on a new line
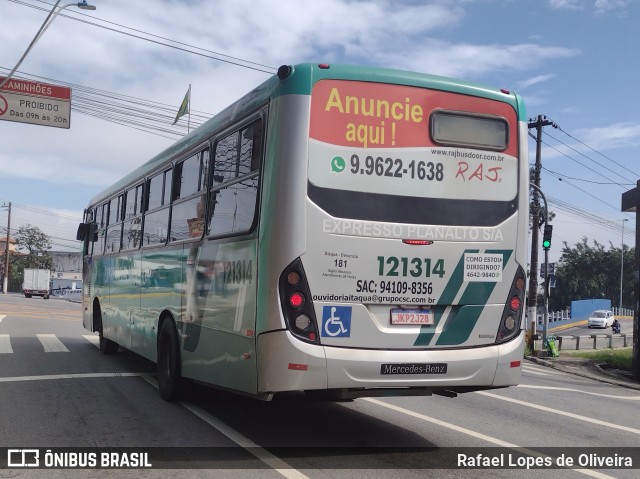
top-left (257, 330), bottom-right (523, 395)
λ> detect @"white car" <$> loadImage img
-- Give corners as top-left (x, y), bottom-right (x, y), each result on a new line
top-left (587, 310), bottom-right (615, 329)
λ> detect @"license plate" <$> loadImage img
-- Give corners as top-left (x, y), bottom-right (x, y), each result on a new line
top-left (390, 308), bottom-right (434, 325)
top-left (380, 363), bottom-right (448, 375)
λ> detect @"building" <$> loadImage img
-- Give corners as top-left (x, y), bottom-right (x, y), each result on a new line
top-left (0, 237), bottom-right (16, 254)
top-left (49, 251), bottom-right (82, 275)
top-left (49, 251), bottom-right (83, 295)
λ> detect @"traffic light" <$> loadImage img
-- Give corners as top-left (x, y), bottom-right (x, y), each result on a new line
top-left (542, 224), bottom-right (553, 250)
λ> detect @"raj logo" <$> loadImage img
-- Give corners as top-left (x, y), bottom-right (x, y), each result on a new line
top-left (322, 306), bottom-right (351, 337)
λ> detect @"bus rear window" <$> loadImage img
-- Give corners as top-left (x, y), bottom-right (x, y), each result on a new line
top-left (431, 111), bottom-right (508, 151)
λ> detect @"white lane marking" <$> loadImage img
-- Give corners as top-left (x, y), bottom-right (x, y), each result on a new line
top-left (477, 391), bottom-right (640, 435)
top-left (363, 398), bottom-right (614, 479)
top-left (522, 368), bottom-right (552, 376)
top-left (141, 376), bottom-right (310, 479)
top-left (0, 334), bottom-right (13, 354)
top-left (0, 314), bottom-right (6, 323)
top-left (516, 384), bottom-right (640, 400)
top-left (0, 372), bottom-right (147, 383)
top-left (522, 365), bottom-right (567, 376)
top-left (83, 335), bottom-right (100, 348)
top-left (36, 334), bottom-right (69, 352)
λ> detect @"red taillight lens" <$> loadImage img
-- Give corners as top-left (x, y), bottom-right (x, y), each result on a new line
top-left (510, 296), bottom-right (520, 311)
top-left (287, 271), bottom-right (301, 286)
top-left (402, 239), bottom-right (434, 245)
top-left (289, 292), bottom-right (305, 308)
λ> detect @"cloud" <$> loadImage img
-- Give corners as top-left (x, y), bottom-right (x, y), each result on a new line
top-left (574, 122), bottom-right (640, 150)
top-left (549, 0), bottom-right (581, 9)
top-left (549, 0), bottom-right (630, 12)
top-left (383, 42), bottom-right (578, 79)
top-left (594, 0), bottom-right (629, 13)
top-left (518, 74), bottom-right (556, 90)
top-left (0, 0), bottom-right (589, 239)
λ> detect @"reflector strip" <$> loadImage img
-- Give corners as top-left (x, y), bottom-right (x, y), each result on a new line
top-left (288, 363), bottom-right (308, 371)
top-left (510, 360), bottom-right (522, 368)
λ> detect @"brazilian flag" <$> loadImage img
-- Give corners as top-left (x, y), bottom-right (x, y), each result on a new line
top-left (172, 85), bottom-right (190, 125)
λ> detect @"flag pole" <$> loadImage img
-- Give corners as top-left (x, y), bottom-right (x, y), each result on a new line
top-left (187, 83), bottom-right (191, 134)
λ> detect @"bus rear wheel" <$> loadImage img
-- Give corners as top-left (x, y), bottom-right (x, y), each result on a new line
top-left (95, 303), bottom-right (118, 354)
top-left (157, 319), bottom-right (187, 401)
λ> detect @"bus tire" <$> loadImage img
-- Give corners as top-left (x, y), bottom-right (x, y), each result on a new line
top-left (157, 319), bottom-right (184, 401)
top-left (95, 303), bottom-right (118, 355)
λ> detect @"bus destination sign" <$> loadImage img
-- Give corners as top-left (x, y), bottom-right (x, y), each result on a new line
top-left (0, 76), bottom-right (71, 129)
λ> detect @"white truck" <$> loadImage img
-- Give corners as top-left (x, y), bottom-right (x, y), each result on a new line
top-left (22, 269), bottom-right (51, 299)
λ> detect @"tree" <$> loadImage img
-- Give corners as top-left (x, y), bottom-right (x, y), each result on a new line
top-left (549, 237), bottom-right (635, 311)
top-left (9, 225), bottom-right (53, 288)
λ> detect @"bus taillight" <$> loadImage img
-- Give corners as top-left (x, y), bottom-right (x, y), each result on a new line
top-left (496, 266), bottom-right (526, 344)
top-left (510, 296), bottom-right (520, 311)
top-left (402, 239), bottom-right (434, 245)
top-left (279, 258), bottom-right (320, 344)
top-left (289, 292), bottom-right (305, 308)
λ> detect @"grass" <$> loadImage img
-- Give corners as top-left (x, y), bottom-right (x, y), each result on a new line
top-left (561, 348), bottom-right (633, 369)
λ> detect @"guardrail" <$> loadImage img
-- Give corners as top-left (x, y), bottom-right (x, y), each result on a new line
top-left (556, 333), bottom-right (631, 351)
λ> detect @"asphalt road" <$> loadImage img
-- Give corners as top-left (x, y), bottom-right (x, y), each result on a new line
top-left (546, 316), bottom-right (635, 351)
top-left (1, 293), bottom-right (639, 479)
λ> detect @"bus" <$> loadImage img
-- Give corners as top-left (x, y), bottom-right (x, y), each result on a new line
top-left (77, 63), bottom-right (528, 402)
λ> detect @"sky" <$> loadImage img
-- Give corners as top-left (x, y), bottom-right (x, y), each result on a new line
top-left (0, 0), bottom-right (639, 263)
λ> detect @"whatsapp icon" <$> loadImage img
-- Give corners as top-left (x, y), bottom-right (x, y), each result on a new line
top-left (331, 156), bottom-right (346, 173)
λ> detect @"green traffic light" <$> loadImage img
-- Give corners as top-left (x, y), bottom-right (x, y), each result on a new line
top-left (542, 224), bottom-right (553, 249)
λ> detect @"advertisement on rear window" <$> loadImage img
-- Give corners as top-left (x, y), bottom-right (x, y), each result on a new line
top-left (308, 79), bottom-right (519, 202)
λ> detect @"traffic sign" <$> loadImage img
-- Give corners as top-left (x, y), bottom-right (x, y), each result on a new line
top-left (0, 77), bottom-right (71, 128)
top-left (539, 262), bottom-right (555, 277)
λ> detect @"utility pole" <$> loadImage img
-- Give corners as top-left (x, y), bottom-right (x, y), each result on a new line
top-left (527, 115), bottom-right (555, 348)
top-left (621, 181), bottom-right (640, 381)
top-left (2, 202), bottom-right (11, 294)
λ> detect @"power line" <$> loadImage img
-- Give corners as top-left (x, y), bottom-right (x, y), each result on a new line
top-left (9, 0), bottom-right (278, 74)
top-left (542, 168), bottom-right (634, 186)
top-left (550, 118), bottom-right (640, 178)
top-left (543, 168), bottom-right (625, 213)
top-left (0, 198), bottom-right (80, 221)
top-left (0, 66), bottom-right (205, 139)
top-left (539, 136), bottom-right (630, 191)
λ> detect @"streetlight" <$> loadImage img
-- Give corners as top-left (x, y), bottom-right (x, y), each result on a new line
top-left (620, 218), bottom-right (629, 312)
top-left (0, 1), bottom-right (97, 89)
top-left (2, 202), bottom-right (11, 294)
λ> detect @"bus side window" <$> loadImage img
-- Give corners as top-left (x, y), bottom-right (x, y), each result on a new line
top-left (209, 119), bottom-right (261, 237)
top-left (122, 184), bottom-right (143, 250)
top-left (95, 202), bottom-right (108, 255)
top-left (239, 122), bottom-right (263, 175)
top-left (105, 194), bottom-right (124, 253)
top-left (213, 131), bottom-right (239, 184)
top-left (208, 178), bottom-right (258, 236)
top-left (170, 150), bottom-right (209, 241)
top-left (144, 170), bottom-right (170, 246)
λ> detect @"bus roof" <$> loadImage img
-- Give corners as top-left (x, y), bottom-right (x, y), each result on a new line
top-left (89, 63), bottom-right (526, 206)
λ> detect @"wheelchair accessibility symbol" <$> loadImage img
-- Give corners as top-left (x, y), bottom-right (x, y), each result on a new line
top-left (322, 306), bottom-right (352, 337)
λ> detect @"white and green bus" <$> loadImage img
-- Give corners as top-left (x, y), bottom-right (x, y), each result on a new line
top-left (77, 63), bottom-right (528, 401)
